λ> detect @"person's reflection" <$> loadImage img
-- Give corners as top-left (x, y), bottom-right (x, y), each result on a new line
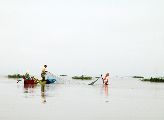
top-left (100, 84), bottom-right (109, 97)
top-left (104, 84), bottom-right (108, 97)
top-left (104, 85), bottom-right (109, 103)
top-left (41, 82), bottom-right (46, 103)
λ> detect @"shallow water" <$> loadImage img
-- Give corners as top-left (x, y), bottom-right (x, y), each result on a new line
top-left (0, 77), bottom-right (164, 120)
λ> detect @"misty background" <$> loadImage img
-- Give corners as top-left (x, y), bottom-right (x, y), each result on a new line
top-left (0, 0), bottom-right (164, 77)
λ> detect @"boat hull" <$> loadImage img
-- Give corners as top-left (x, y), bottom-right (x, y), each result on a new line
top-left (23, 78), bottom-right (56, 84)
top-left (24, 80), bottom-right (36, 84)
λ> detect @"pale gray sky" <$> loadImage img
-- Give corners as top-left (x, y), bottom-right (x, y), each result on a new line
top-left (0, 0), bottom-right (164, 76)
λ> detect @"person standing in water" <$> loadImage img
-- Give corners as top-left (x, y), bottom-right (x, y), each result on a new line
top-left (103, 73), bottom-right (109, 85)
top-left (41, 65), bottom-right (48, 81)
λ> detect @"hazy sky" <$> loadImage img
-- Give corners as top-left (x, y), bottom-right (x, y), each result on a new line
top-left (0, 0), bottom-right (164, 76)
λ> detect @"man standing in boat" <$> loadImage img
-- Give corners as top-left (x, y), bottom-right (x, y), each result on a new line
top-left (41, 65), bottom-right (48, 81)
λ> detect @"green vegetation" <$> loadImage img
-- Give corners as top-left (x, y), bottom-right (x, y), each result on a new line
top-left (133, 76), bottom-right (144, 78)
top-left (8, 74), bottom-right (23, 78)
top-left (142, 77), bottom-right (164, 82)
top-left (60, 75), bottom-right (67, 76)
top-left (72, 75), bottom-right (92, 80)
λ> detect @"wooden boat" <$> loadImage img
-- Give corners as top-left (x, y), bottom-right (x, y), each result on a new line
top-left (23, 76), bottom-right (56, 84)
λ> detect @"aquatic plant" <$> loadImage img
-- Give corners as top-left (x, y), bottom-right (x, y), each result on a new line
top-left (142, 77), bottom-right (164, 82)
top-left (8, 74), bottom-right (23, 78)
top-left (133, 76), bottom-right (144, 78)
top-left (60, 75), bottom-right (67, 76)
top-left (72, 75), bottom-right (92, 80)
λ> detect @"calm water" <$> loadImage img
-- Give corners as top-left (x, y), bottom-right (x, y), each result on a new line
top-left (0, 76), bottom-right (164, 120)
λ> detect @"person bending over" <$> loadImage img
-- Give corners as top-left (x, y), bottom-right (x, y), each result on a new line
top-left (103, 73), bottom-right (109, 85)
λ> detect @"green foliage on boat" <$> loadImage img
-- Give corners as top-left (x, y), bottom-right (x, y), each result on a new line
top-left (72, 75), bottom-right (92, 80)
top-left (142, 77), bottom-right (164, 82)
top-left (133, 76), bottom-right (144, 78)
top-left (8, 74), bottom-right (23, 78)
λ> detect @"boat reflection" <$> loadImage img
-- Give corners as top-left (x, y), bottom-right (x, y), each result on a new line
top-left (24, 84), bottom-right (37, 93)
top-left (23, 83), bottom-right (47, 103)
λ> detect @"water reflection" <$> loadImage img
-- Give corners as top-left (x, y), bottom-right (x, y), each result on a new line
top-left (41, 82), bottom-right (46, 103)
top-left (104, 85), bottom-right (108, 97)
top-left (104, 85), bottom-right (109, 103)
top-left (23, 82), bottom-right (47, 103)
top-left (23, 82), bottom-right (110, 103)
top-left (100, 85), bottom-right (109, 97)
top-left (100, 85), bottom-right (109, 102)
top-left (24, 84), bottom-right (37, 93)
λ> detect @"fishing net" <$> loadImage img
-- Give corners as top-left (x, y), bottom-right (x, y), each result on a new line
top-left (45, 72), bottom-right (104, 85)
top-left (45, 72), bottom-right (66, 84)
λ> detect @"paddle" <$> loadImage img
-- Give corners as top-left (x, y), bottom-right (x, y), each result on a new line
top-left (88, 74), bottom-right (102, 85)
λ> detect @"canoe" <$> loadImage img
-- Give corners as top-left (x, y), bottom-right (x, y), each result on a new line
top-left (23, 77), bottom-right (56, 84)
top-left (24, 80), bottom-right (37, 84)
top-left (45, 79), bottom-right (56, 84)
top-left (24, 83), bottom-right (36, 88)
